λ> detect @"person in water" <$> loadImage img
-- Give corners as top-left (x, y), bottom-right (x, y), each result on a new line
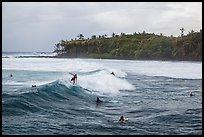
top-left (10, 74), bottom-right (13, 77)
top-left (119, 116), bottom-right (128, 122)
top-left (111, 72), bottom-right (115, 76)
top-left (96, 97), bottom-right (102, 102)
top-left (70, 73), bottom-right (77, 84)
top-left (96, 97), bottom-right (102, 107)
top-left (189, 91), bottom-right (194, 96)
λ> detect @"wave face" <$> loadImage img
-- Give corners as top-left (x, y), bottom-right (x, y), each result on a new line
top-left (3, 80), bottom-right (95, 116)
top-left (2, 68), bottom-right (135, 117)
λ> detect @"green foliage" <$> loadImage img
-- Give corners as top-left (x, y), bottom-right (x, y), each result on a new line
top-left (54, 30), bottom-right (202, 61)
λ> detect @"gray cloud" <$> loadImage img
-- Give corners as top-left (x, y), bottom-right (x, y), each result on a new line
top-left (2, 2), bottom-right (202, 52)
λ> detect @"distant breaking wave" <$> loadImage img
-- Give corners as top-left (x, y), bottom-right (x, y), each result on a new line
top-left (2, 53), bottom-right (202, 80)
top-left (2, 52), bottom-right (57, 58)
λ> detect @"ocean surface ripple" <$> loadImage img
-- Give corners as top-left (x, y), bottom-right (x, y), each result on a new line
top-left (2, 53), bottom-right (202, 135)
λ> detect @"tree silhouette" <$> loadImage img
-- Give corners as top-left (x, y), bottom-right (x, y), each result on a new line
top-left (77, 33), bottom-right (84, 40)
top-left (112, 32), bottom-right (115, 37)
top-left (180, 28), bottom-right (184, 37)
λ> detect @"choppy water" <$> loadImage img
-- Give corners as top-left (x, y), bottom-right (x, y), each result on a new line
top-left (2, 52), bottom-right (202, 135)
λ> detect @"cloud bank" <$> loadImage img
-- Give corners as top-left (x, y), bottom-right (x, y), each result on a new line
top-left (2, 2), bottom-right (202, 52)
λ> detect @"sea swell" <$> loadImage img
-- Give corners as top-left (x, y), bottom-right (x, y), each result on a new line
top-left (2, 57), bottom-right (202, 135)
top-left (2, 80), bottom-right (95, 117)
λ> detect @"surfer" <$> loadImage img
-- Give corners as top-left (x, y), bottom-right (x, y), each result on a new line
top-left (10, 74), bottom-right (13, 77)
top-left (70, 73), bottom-right (77, 84)
top-left (189, 91), bottom-right (194, 96)
top-left (96, 96), bottom-right (102, 107)
top-left (96, 97), bottom-right (102, 102)
top-left (111, 72), bottom-right (115, 76)
top-left (119, 116), bottom-right (128, 122)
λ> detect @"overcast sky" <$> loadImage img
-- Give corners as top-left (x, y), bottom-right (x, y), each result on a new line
top-left (2, 2), bottom-right (202, 52)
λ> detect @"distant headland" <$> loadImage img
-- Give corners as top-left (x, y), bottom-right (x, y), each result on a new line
top-left (54, 29), bottom-right (202, 61)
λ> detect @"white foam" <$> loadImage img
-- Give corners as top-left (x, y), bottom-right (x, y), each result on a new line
top-left (74, 70), bottom-right (135, 95)
top-left (2, 58), bottom-right (202, 79)
top-left (3, 79), bottom-right (55, 88)
top-left (120, 60), bottom-right (202, 79)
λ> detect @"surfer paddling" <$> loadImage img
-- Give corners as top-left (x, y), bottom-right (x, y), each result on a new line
top-left (119, 116), bottom-right (128, 122)
top-left (69, 73), bottom-right (77, 85)
top-left (111, 72), bottom-right (115, 76)
top-left (96, 97), bottom-right (102, 102)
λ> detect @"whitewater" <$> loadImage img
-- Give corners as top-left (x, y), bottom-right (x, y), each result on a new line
top-left (2, 52), bottom-right (202, 135)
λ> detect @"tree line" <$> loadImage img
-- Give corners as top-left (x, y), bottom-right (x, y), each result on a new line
top-left (54, 29), bottom-right (202, 61)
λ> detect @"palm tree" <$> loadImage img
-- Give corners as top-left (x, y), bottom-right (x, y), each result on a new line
top-left (112, 32), bottom-right (115, 37)
top-left (180, 28), bottom-right (184, 37)
top-left (77, 33), bottom-right (84, 40)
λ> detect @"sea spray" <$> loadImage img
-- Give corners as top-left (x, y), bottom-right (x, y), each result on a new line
top-left (75, 69), bottom-right (135, 95)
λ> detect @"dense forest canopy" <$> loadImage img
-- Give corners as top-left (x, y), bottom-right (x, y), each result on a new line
top-left (54, 29), bottom-right (202, 61)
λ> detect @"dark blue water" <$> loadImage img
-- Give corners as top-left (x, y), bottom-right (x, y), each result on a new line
top-left (2, 73), bottom-right (202, 135)
top-left (2, 53), bottom-right (202, 135)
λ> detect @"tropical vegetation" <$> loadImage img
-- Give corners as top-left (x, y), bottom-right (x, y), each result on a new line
top-left (54, 29), bottom-right (202, 61)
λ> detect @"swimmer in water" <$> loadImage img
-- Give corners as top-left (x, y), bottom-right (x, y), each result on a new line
top-left (189, 91), bottom-right (194, 96)
top-left (111, 72), bottom-right (115, 76)
top-left (96, 97), bottom-right (102, 107)
top-left (96, 97), bottom-right (102, 102)
top-left (119, 116), bottom-right (128, 122)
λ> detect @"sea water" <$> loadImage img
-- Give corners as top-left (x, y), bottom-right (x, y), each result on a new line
top-left (2, 52), bottom-right (202, 135)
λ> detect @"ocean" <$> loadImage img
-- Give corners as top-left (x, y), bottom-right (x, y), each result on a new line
top-left (2, 52), bottom-right (202, 135)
